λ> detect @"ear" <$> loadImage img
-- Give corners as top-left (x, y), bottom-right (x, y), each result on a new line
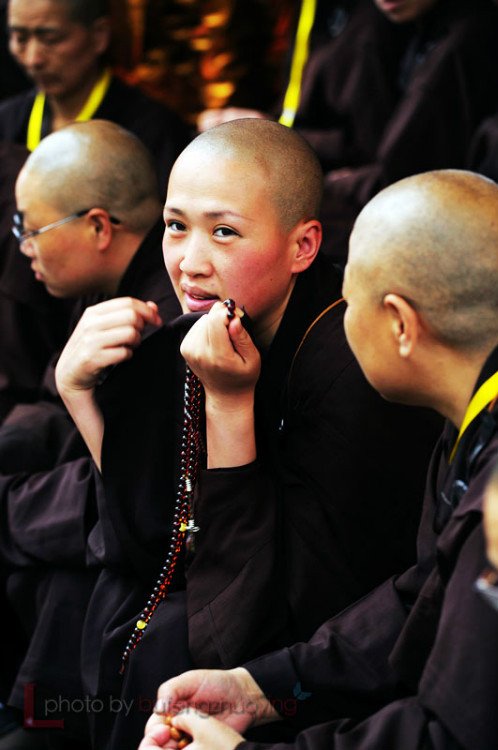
top-left (290, 219), bottom-right (322, 273)
top-left (383, 293), bottom-right (420, 358)
top-left (86, 208), bottom-right (114, 251)
top-left (91, 17), bottom-right (112, 57)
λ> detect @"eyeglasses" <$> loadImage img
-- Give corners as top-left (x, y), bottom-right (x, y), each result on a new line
top-left (12, 209), bottom-right (121, 243)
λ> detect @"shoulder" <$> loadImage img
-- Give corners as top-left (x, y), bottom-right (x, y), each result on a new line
top-left (102, 75), bottom-right (189, 133)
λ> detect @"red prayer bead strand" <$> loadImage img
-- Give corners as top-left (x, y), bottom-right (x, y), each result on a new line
top-left (120, 367), bottom-right (203, 674)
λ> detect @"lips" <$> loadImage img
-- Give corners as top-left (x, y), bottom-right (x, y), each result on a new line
top-left (181, 285), bottom-right (220, 312)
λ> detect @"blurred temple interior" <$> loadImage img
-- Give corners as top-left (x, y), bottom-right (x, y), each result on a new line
top-left (108, 0), bottom-right (297, 124)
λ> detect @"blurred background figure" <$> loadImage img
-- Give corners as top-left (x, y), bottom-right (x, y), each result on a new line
top-left (0, 0), bottom-right (190, 428)
top-left (196, 0), bottom-right (498, 262)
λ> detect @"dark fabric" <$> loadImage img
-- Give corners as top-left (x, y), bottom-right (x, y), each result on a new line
top-left (294, 0), bottom-right (406, 173)
top-left (303, 0), bottom-right (498, 263)
top-left (86, 253), bottom-right (442, 749)
top-left (0, 221), bottom-right (181, 743)
top-left (240, 348), bottom-right (498, 750)
top-left (0, 0), bottom-right (31, 101)
top-left (468, 113), bottom-right (498, 181)
top-left (0, 74), bottom-right (192, 197)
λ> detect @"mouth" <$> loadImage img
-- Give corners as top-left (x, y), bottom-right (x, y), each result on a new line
top-left (181, 286), bottom-right (220, 312)
top-left (31, 264), bottom-right (44, 282)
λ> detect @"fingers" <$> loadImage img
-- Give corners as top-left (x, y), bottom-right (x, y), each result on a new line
top-left (139, 723), bottom-right (170, 748)
top-left (173, 710), bottom-right (243, 750)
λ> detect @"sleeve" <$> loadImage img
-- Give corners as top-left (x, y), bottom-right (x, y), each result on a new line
top-left (0, 457), bottom-right (98, 568)
top-left (238, 518), bottom-right (498, 750)
top-left (236, 699), bottom-right (464, 750)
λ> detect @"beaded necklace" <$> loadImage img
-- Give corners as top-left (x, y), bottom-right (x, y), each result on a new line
top-left (120, 299), bottom-right (236, 674)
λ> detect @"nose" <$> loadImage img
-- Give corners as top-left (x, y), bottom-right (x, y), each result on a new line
top-left (178, 234), bottom-right (213, 277)
top-left (21, 38), bottom-right (47, 71)
top-left (18, 237), bottom-right (36, 259)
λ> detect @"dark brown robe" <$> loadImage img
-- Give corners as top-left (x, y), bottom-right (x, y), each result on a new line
top-left (238, 347), bottom-right (498, 750)
top-left (84, 254), bottom-right (442, 749)
top-left (0, 74), bottom-right (191, 197)
top-left (0, 221), bottom-right (181, 745)
top-left (298, 0), bottom-right (498, 262)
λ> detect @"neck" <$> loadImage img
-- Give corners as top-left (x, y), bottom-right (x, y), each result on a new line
top-left (429, 347), bottom-right (490, 429)
top-left (47, 65), bottom-right (103, 127)
top-left (253, 277), bottom-right (297, 351)
top-left (101, 233), bottom-right (145, 296)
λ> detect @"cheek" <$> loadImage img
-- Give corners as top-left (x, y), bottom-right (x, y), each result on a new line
top-left (162, 242), bottom-right (181, 283)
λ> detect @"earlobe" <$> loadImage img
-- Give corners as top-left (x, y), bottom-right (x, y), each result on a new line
top-left (291, 219), bottom-right (322, 272)
top-left (383, 293), bottom-right (418, 358)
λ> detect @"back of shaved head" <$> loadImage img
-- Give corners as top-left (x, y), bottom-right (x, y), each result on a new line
top-left (21, 120), bottom-right (161, 233)
top-left (349, 170), bottom-right (498, 351)
top-left (182, 119), bottom-right (323, 231)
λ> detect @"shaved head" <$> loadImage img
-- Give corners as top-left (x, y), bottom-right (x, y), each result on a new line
top-left (181, 118), bottom-right (323, 231)
top-left (348, 170), bottom-right (498, 352)
top-left (20, 120), bottom-right (161, 233)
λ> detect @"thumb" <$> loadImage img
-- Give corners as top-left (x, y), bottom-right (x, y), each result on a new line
top-left (174, 710), bottom-right (243, 749)
top-left (173, 709), bottom-right (210, 746)
top-left (228, 317), bottom-right (256, 360)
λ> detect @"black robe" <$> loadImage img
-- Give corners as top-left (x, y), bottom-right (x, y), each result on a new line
top-left (238, 347), bottom-right (498, 750)
top-left (0, 220), bottom-right (181, 743)
top-left (0, 73), bottom-right (191, 197)
top-left (84, 254), bottom-right (442, 749)
top-left (300, 0), bottom-right (498, 262)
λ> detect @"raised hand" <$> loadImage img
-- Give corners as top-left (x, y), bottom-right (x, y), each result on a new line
top-left (55, 297), bottom-right (162, 470)
top-left (56, 297), bottom-right (162, 395)
top-left (180, 302), bottom-right (261, 468)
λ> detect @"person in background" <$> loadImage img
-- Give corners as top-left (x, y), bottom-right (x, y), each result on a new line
top-left (0, 120), bottom-right (181, 750)
top-left (1, 0), bottom-right (190, 195)
top-left (199, 0), bottom-right (498, 263)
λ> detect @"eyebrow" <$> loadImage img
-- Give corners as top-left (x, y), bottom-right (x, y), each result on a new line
top-left (8, 24), bottom-right (63, 33)
top-left (164, 206), bottom-right (254, 222)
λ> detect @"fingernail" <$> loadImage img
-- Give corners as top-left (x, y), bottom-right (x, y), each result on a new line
top-left (153, 699), bottom-right (167, 715)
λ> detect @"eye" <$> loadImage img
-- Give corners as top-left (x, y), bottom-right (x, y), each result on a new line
top-left (213, 226), bottom-right (240, 238)
top-left (166, 219), bottom-right (186, 233)
top-left (9, 30), bottom-right (28, 46)
top-left (39, 32), bottom-right (66, 46)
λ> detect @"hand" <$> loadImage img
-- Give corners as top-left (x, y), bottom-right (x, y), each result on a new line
top-left (55, 297), bottom-right (162, 471)
top-left (139, 710), bottom-right (244, 750)
top-left (180, 302), bottom-right (261, 407)
top-left (197, 107), bottom-right (269, 133)
top-left (484, 478), bottom-right (498, 571)
top-left (145, 667), bottom-right (277, 737)
top-left (56, 297), bottom-right (162, 397)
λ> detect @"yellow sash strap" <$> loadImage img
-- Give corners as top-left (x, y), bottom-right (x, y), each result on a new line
top-left (279, 0), bottom-right (317, 128)
top-left (449, 370), bottom-right (498, 464)
top-left (26, 67), bottom-right (112, 152)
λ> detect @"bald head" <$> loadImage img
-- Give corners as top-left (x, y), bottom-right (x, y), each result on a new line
top-left (20, 120), bottom-right (161, 234)
top-left (349, 169), bottom-right (498, 352)
top-left (182, 119), bottom-right (323, 231)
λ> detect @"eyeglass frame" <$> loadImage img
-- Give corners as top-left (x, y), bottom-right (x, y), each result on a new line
top-left (12, 208), bottom-right (121, 243)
